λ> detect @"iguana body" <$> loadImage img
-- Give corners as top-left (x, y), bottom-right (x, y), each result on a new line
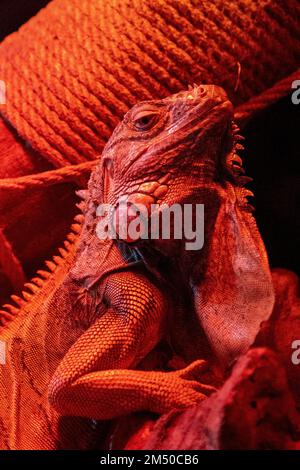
top-left (0, 85), bottom-right (274, 449)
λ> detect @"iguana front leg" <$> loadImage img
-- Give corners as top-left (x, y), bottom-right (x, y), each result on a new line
top-left (48, 271), bottom-right (215, 419)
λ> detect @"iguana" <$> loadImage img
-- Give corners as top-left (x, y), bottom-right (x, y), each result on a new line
top-left (0, 84), bottom-right (274, 450)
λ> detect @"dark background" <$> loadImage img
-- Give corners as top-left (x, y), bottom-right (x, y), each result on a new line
top-left (0, 0), bottom-right (299, 275)
top-left (0, 0), bottom-right (50, 40)
top-left (244, 98), bottom-right (300, 276)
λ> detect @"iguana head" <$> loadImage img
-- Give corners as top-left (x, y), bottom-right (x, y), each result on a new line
top-left (88, 84), bottom-right (274, 366)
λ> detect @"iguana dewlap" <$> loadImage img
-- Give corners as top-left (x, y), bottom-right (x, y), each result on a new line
top-left (0, 85), bottom-right (274, 449)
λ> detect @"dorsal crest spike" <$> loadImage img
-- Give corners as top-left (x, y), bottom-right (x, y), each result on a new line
top-left (45, 260), bottom-right (56, 272)
top-left (76, 190), bottom-right (88, 201)
top-left (11, 294), bottom-right (25, 307)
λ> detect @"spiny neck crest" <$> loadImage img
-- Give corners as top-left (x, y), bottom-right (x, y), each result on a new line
top-left (225, 121), bottom-right (254, 212)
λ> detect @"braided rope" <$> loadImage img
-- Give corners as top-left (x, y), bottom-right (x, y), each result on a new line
top-left (0, 229), bottom-right (26, 291)
top-left (0, 0), bottom-right (299, 168)
top-left (0, 64), bottom-right (297, 193)
top-left (235, 68), bottom-right (300, 125)
top-left (0, 161), bottom-right (96, 191)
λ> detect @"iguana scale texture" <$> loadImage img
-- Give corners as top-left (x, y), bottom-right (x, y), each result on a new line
top-left (0, 85), bottom-right (274, 449)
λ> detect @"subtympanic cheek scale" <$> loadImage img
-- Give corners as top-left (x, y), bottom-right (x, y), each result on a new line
top-left (114, 193), bottom-right (155, 243)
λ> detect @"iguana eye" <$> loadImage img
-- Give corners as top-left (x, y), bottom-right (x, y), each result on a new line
top-left (132, 111), bottom-right (158, 131)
